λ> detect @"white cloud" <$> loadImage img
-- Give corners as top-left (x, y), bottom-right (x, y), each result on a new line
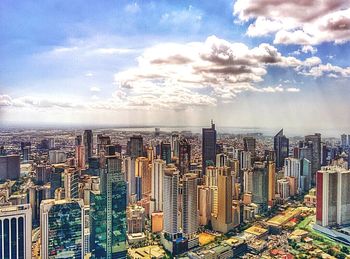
top-left (124, 2), bottom-right (141, 14)
top-left (90, 86), bottom-right (101, 92)
top-left (234, 0), bottom-right (350, 45)
top-left (286, 87), bottom-right (301, 92)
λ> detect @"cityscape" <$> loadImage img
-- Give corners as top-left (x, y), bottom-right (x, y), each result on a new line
top-left (1, 0), bottom-right (350, 259)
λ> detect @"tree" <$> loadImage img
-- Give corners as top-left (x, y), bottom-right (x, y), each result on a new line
top-left (340, 246), bottom-right (349, 254)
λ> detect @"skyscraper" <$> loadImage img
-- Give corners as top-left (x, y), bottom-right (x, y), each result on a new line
top-left (316, 167), bottom-right (350, 227)
top-left (268, 161), bottom-right (276, 206)
top-left (129, 135), bottom-right (144, 158)
top-left (243, 137), bottom-right (256, 158)
top-left (212, 167), bottom-right (233, 233)
top-left (178, 138), bottom-right (191, 176)
top-left (182, 173), bottom-right (198, 237)
top-left (151, 159), bottom-right (165, 213)
top-left (41, 199), bottom-right (84, 258)
top-left (84, 129), bottom-right (93, 161)
top-left (90, 155), bottom-right (127, 258)
top-left (252, 162), bottom-right (268, 213)
top-left (163, 164), bottom-right (179, 237)
top-left (64, 167), bottom-right (79, 199)
top-left (305, 133), bottom-right (321, 185)
top-left (202, 121), bottom-right (216, 175)
top-left (284, 158), bottom-right (301, 193)
top-left (0, 154), bottom-right (20, 180)
top-left (161, 141), bottom-right (172, 164)
top-left (0, 204), bottom-right (32, 259)
top-left (274, 129), bottom-right (289, 169)
top-left (341, 134), bottom-right (347, 147)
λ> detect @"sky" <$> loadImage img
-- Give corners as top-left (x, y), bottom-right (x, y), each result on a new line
top-left (0, 0), bottom-right (350, 134)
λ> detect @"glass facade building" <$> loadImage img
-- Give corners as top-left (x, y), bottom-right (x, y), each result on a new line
top-left (90, 155), bottom-right (127, 259)
top-left (40, 199), bottom-right (84, 258)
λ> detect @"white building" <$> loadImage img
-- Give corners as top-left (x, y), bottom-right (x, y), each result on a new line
top-left (151, 159), bottom-right (165, 213)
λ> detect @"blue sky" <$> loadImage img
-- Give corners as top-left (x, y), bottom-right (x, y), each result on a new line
top-left (0, 0), bottom-right (350, 135)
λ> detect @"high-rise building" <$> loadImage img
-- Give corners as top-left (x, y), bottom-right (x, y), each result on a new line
top-left (243, 137), bottom-right (256, 158)
top-left (84, 129), bottom-right (93, 161)
top-left (163, 164), bottom-right (179, 237)
top-left (151, 159), bottom-right (165, 213)
top-left (216, 153), bottom-right (228, 167)
top-left (90, 155), bottom-right (127, 258)
top-left (274, 129), bottom-right (289, 169)
top-left (341, 134), bottom-right (347, 147)
top-left (48, 150), bottom-right (67, 164)
top-left (202, 121), bottom-right (217, 175)
top-left (75, 135), bottom-right (83, 146)
top-left (284, 158), bottom-right (301, 193)
top-left (0, 154), bottom-right (20, 180)
top-left (305, 133), bottom-right (321, 185)
top-left (129, 135), bottom-right (143, 158)
top-left (197, 186), bottom-right (211, 226)
top-left (76, 145), bottom-right (86, 169)
top-left (0, 204), bottom-right (32, 259)
top-left (135, 157), bottom-right (151, 200)
top-left (178, 138), bottom-right (191, 176)
top-left (29, 184), bottom-right (51, 227)
top-left (64, 167), bottom-right (79, 199)
top-left (161, 141), bottom-right (172, 164)
top-left (41, 199), bottom-right (85, 258)
top-left (316, 167), bottom-right (350, 227)
top-left (243, 169), bottom-right (253, 194)
top-left (252, 162), bottom-right (268, 213)
top-left (127, 205), bottom-right (145, 234)
top-left (239, 150), bottom-right (252, 170)
top-left (97, 134), bottom-right (111, 155)
top-left (182, 173), bottom-right (198, 237)
top-left (277, 178), bottom-right (290, 200)
top-left (212, 167), bottom-right (233, 233)
top-left (268, 161), bottom-right (276, 206)
top-left (171, 133), bottom-right (180, 157)
top-left (301, 158), bottom-right (312, 192)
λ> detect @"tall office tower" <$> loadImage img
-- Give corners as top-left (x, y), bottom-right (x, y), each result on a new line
top-left (197, 185), bottom-right (211, 226)
top-left (305, 133), bottom-right (321, 185)
top-left (161, 141), bottom-right (172, 164)
top-left (204, 166), bottom-right (218, 187)
top-left (284, 158), bottom-right (301, 192)
top-left (277, 178), bottom-right (290, 200)
top-left (75, 145), bottom-right (86, 169)
top-left (125, 157), bottom-right (136, 200)
top-left (22, 146), bottom-right (30, 161)
top-left (36, 164), bottom-right (51, 184)
top-left (151, 159), bottom-right (165, 213)
top-left (29, 184), bottom-right (51, 226)
top-left (0, 204), bottom-right (32, 259)
top-left (75, 135), bottom-right (83, 146)
top-left (252, 162), bottom-right (268, 213)
top-left (147, 146), bottom-right (154, 164)
top-left (47, 138), bottom-right (55, 149)
top-left (321, 143), bottom-right (328, 166)
top-left (243, 137), bottom-right (256, 157)
top-left (49, 167), bottom-right (64, 197)
top-left (90, 155), bottom-right (127, 258)
top-left (127, 205), bottom-right (145, 234)
top-left (41, 199), bottom-right (84, 258)
top-left (171, 133), bottom-right (180, 157)
top-left (178, 138), bottom-right (191, 176)
top-left (135, 157), bottom-right (151, 200)
top-left (83, 129), bottom-right (93, 161)
top-left (274, 129), bottom-right (289, 169)
top-left (239, 150), bottom-right (252, 170)
top-left (49, 150), bottom-right (67, 164)
top-left (212, 167), bottom-right (233, 233)
top-left (301, 158), bottom-right (312, 192)
top-left (316, 167), bottom-right (350, 227)
top-left (182, 173), bottom-right (198, 237)
top-left (268, 161), bottom-right (276, 206)
top-left (163, 165), bottom-right (179, 237)
top-left (64, 167), bottom-right (79, 199)
top-left (97, 134), bottom-right (111, 154)
top-left (129, 135), bottom-right (144, 158)
top-left (216, 153), bottom-right (228, 167)
top-left (341, 134), bottom-right (347, 147)
top-left (243, 169), bottom-right (253, 193)
top-left (202, 120), bottom-right (217, 175)
top-left (0, 154), bottom-right (20, 180)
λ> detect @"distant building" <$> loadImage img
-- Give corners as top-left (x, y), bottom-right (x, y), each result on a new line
top-left (160, 141), bottom-right (171, 164)
top-left (305, 133), bottom-right (322, 185)
top-left (252, 162), bottom-right (268, 213)
top-left (202, 121), bottom-right (216, 175)
top-left (243, 137), bottom-right (256, 159)
top-left (83, 129), bottom-right (93, 161)
top-left (0, 204), bottom-right (32, 259)
top-left (274, 129), bottom-right (289, 169)
top-left (0, 154), bottom-right (20, 180)
top-left (178, 138), bottom-right (191, 176)
top-left (129, 135), bottom-right (143, 158)
top-left (182, 173), bottom-right (198, 237)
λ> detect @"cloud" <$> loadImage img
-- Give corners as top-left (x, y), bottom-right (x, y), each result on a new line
top-left (90, 86), bottom-right (101, 92)
top-left (234, 0), bottom-right (350, 45)
top-left (124, 2), bottom-right (141, 14)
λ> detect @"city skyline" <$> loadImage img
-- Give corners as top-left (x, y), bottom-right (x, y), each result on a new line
top-left (1, 0), bottom-right (350, 130)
